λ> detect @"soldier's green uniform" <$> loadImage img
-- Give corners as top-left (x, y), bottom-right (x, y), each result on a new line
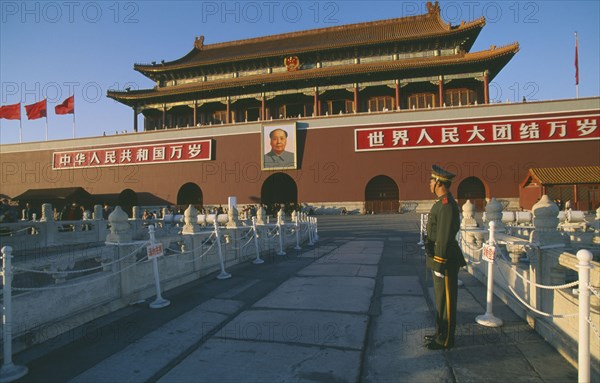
top-left (425, 167), bottom-right (466, 349)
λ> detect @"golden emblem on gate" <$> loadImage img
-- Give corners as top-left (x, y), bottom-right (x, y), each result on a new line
top-left (284, 56), bottom-right (300, 71)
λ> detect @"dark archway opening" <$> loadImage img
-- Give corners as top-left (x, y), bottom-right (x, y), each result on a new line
top-left (457, 176), bottom-right (486, 211)
top-left (177, 182), bottom-right (203, 210)
top-left (118, 189), bottom-right (138, 217)
top-left (365, 175), bottom-right (399, 214)
top-left (261, 173), bottom-right (298, 215)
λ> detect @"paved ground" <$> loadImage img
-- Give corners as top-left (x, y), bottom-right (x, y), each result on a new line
top-left (14, 214), bottom-right (577, 383)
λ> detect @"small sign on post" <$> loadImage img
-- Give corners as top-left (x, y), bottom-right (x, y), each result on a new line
top-left (147, 243), bottom-right (164, 259)
top-left (482, 243), bottom-right (496, 263)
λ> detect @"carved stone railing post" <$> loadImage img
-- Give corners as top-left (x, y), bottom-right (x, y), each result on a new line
top-left (277, 207), bottom-right (285, 225)
top-left (106, 206), bottom-right (132, 243)
top-left (256, 206), bottom-right (267, 225)
top-left (41, 203), bottom-right (53, 222)
top-left (461, 200), bottom-right (478, 229)
top-left (485, 198), bottom-right (505, 233)
top-left (40, 203), bottom-right (55, 246)
top-left (227, 205), bottom-right (240, 229)
top-left (182, 205), bottom-right (202, 234)
top-left (93, 205), bottom-right (103, 220)
top-left (132, 206), bottom-right (141, 220)
top-left (530, 195), bottom-right (563, 246)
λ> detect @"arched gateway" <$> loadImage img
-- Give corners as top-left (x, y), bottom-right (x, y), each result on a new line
top-left (365, 175), bottom-right (400, 214)
top-left (261, 173), bottom-right (298, 214)
top-left (118, 189), bottom-right (137, 217)
top-left (457, 177), bottom-right (486, 211)
top-left (177, 183), bottom-right (203, 207)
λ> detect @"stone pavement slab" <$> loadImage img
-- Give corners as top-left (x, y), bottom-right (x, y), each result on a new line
top-left (215, 309), bottom-right (368, 349)
top-left (297, 263), bottom-right (378, 277)
top-left (157, 338), bottom-right (362, 383)
top-left (69, 299), bottom-right (244, 383)
top-left (316, 250), bottom-right (382, 265)
top-left (448, 345), bottom-right (545, 383)
top-left (382, 275), bottom-right (423, 296)
top-left (252, 276), bottom-right (375, 312)
top-left (363, 295), bottom-right (452, 383)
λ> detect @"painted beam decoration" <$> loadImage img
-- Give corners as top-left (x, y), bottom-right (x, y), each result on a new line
top-left (355, 113), bottom-right (599, 152)
top-left (53, 139), bottom-right (213, 169)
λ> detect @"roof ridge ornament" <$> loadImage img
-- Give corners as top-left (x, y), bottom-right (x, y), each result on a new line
top-left (426, 1), bottom-right (440, 14)
top-left (194, 35), bottom-right (205, 50)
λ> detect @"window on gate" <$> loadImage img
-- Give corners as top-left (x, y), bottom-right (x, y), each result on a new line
top-left (444, 88), bottom-right (477, 106)
top-left (408, 93), bottom-right (436, 109)
top-left (368, 96), bottom-right (394, 112)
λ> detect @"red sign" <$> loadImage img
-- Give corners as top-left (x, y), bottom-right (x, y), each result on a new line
top-left (355, 114), bottom-right (599, 151)
top-left (53, 139), bottom-right (213, 169)
top-left (147, 243), bottom-right (164, 259)
top-left (482, 244), bottom-right (496, 263)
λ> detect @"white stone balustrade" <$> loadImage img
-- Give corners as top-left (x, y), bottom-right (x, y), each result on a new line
top-left (0, 204), bottom-right (316, 357)
top-left (460, 194), bottom-right (599, 379)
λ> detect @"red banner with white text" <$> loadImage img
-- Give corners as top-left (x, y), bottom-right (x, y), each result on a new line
top-left (53, 139), bottom-right (213, 169)
top-left (355, 114), bottom-right (599, 152)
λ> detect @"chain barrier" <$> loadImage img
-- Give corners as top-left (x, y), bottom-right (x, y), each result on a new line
top-left (11, 241), bottom-right (149, 276)
top-left (490, 251), bottom-right (586, 321)
top-left (12, 254), bottom-right (149, 292)
top-left (226, 230), bottom-right (256, 251)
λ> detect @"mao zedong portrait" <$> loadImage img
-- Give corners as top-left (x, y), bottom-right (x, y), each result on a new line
top-left (264, 128), bottom-right (295, 168)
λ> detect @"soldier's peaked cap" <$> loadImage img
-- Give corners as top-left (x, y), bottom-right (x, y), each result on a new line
top-left (431, 164), bottom-right (456, 182)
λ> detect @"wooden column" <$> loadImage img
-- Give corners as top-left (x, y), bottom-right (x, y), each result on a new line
top-left (483, 70), bottom-right (490, 104)
top-left (314, 89), bottom-right (319, 116)
top-left (162, 105), bottom-right (166, 129)
top-left (193, 100), bottom-right (197, 127)
top-left (226, 98), bottom-right (231, 124)
top-left (133, 107), bottom-right (138, 132)
top-left (395, 81), bottom-right (400, 110)
top-left (261, 95), bottom-right (266, 120)
top-left (438, 76), bottom-right (444, 107)
top-left (354, 85), bottom-right (359, 113)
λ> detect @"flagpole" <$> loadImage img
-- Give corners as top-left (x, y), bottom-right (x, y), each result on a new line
top-left (45, 115), bottom-right (49, 141)
top-left (19, 114), bottom-right (22, 143)
top-left (575, 32), bottom-right (579, 99)
top-left (72, 101), bottom-right (76, 138)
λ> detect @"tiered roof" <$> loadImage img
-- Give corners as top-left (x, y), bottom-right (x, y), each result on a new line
top-left (108, 1), bottom-right (518, 106)
top-left (110, 44), bottom-right (518, 104)
top-left (528, 167), bottom-right (600, 185)
top-left (134, 1), bottom-right (485, 78)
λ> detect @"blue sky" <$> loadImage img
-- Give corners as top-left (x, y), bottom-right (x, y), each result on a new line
top-left (1, 0), bottom-right (599, 144)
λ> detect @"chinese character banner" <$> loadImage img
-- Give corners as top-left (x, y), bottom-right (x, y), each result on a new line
top-left (53, 139), bottom-right (213, 169)
top-left (355, 114), bottom-right (599, 152)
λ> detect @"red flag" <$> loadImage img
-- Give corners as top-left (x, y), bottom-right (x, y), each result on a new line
top-left (25, 99), bottom-right (47, 120)
top-left (0, 103), bottom-right (21, 120)
top-left (55, 95), bottom-right (74, 115)
top-left (575, 33), bottom-right (579, 85)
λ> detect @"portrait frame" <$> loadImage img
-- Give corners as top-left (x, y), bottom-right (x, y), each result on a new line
top-left (261, 122), bottom-right (298, 171)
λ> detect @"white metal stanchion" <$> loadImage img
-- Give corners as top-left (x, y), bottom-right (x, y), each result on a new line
top-left (148, 226), bottom-right (170, 309)
top-left (417, 214), bottom-right (425, 246)
top-left (307, 216), bottom-right (315, 246)
top-left (277, 221), bottom-right (286, 256)
top-left (294, 216), bottom-right (302, 251)
top-left (214, 221), bottom-right (232, 279)
top-left (476, 221), bottom-right (503, 327)
top-left (252, 217), bottom-right (264, 264)
top-left (313, 217), bottom-right (319, 241)
top-left (0, 246), bottom-right (29, 383)
top-left (577, 249), bottom-right (592, 383)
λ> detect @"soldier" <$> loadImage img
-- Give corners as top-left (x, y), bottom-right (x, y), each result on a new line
top-left (424, 164), bottom-right (467, 350)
